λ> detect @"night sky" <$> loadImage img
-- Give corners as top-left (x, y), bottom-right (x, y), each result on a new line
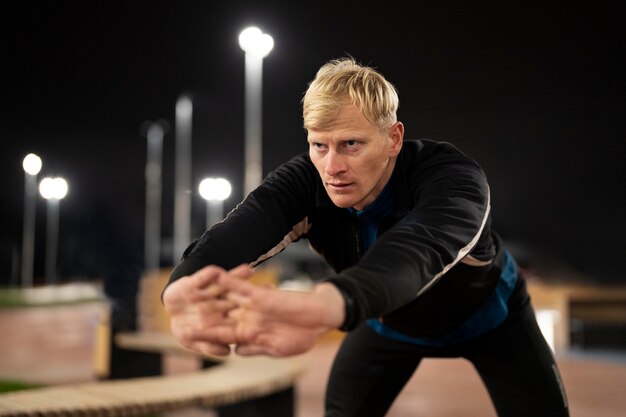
top-left (1, 2), bottom-right (624, 286)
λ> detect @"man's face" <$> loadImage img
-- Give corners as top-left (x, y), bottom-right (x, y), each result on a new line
top-left (307, 103), bottom-right (403, 210)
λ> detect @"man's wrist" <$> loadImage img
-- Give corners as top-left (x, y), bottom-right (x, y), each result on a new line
top-left (334, 284), bottom-right (358, 331)
top-left (313, 282), bottom-right (348, 329)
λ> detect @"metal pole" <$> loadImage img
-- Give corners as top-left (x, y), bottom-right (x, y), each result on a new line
top-left (243, 53), bottom-right (264, 196)
top-left (206, 200), bottom-right (223, 230)
top-left (173, 94), bottom-right (193, 264)
top-left (21, 172), bottom-right (38, 287)
top-left (44, 199), bottom-right (60, 284)
top-left (144, 123), bottom-right (164, 272)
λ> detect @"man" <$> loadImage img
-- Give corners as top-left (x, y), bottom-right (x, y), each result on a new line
top-left (162, 57), bottom-right (569, 416)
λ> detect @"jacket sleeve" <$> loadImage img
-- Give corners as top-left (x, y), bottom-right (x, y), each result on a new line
top-left (325, 143), bottom-right (493, 328)
top-left (165, 153), bottom-right (318, 287)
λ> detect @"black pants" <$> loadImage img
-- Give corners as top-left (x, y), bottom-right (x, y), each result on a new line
top-left (325, 281), bottom-right (570, 417)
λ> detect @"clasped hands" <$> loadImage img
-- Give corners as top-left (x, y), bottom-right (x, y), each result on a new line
top-left (162, 264), bottom-right (345, 358)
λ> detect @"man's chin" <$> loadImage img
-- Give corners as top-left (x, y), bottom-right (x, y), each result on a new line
top-left (327, 194), bottom-right (357, 209)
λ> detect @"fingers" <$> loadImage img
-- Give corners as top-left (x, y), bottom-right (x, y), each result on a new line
top-left (224, 288), bottom-right (251, 306)
top-left (234, 333), bottom-right (298, 357)
top-left (228, 264), bottom-right (254, 279)
top-left (185, 264), bottom-right (222, 285)
top-left (172, 318), bottom-right (239, 355)
top-left (186, 340), bottom-right (232, 357)
top-left (190, 265), bottom-right (227, 290)
top-left (188, 264), bottom-right (253, 302)
top-left (167, 264), bottom-right (300, 359)
top-left (220, 272), bottom-right (258, 296)
top-left (201, 343), bottom-right (232, 357)
top-left (192, 298), bottom-right (238, 319)
top-left (234, 343), bottom-right (271, 356)
top-left (186, 266), bottom-right (235, 303)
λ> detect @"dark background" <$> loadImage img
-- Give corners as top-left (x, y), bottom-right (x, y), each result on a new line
top-left (1, 2), bottom-right (624, 286)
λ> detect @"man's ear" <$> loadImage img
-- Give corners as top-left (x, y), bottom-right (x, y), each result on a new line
top-left (388, 122), bottom-right (404, 156)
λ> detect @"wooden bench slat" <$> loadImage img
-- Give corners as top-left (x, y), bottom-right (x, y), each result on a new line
top-left (0, 356), bottom-right (304, 417)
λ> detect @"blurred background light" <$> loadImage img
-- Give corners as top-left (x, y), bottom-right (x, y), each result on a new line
top-left (22, 154), bottom-right (42, 176)
top-left (39, 177), bottom-right (69, 200)
top-left (238, 27), bottom-right (274, 58)
top-left (199, 177), bottom-right (232, 229)
top-left (199, 177), bottom-right (232, 201)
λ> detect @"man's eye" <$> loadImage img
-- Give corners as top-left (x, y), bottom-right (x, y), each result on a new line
top-left (345, 140), bottom-right (359, 148)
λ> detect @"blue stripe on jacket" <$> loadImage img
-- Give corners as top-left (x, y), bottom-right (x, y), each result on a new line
top-left (367, 250), bottom-right (518, 346)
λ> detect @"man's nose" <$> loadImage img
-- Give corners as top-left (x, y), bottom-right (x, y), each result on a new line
top-left (325, 150), bottom-right (347, 177)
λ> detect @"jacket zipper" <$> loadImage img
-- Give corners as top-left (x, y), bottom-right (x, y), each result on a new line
top-left (353, 219), bottom-right (361, 260)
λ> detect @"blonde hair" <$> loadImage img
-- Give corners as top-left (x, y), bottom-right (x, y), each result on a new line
top-left (302, 57), bottom-right (399, 131)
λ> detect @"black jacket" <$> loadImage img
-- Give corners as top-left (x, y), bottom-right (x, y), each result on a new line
top-left (168, 139), bottom-right (506, 338)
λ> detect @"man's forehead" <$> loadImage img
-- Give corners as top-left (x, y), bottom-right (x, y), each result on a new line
top-left (307, 113), bottom-right (378, 142)
top-left (306, 129), bottom-right (367, 142)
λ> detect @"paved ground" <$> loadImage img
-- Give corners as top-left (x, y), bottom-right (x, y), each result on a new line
top-left (1, 292), bottom-right (626, 417)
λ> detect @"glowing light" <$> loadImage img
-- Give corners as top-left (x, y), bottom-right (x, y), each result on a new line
top-left (239, 27), bottom-right (274, 58)
top-left (39, 177), bottom-right (68, 200)
top-left (199, 178), bottom-right (232, 201)
top-left (23, 153), bottom-right (42, 175)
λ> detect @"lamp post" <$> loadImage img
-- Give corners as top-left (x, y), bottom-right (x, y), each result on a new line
top-left (39, 177), bottom-right (68, 284)
top-left (173, 94), bottom-right (193, 265)
top-left (239, 26), bottom-right (273, 196)
top-left (198, 177), bottom-right (232, 229)
top-left (144, 121), bottom-right (165, 272)
top-left (21, 153), bottom-right (42, 287)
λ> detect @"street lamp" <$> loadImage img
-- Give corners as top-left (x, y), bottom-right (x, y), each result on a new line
top-left (21, 153), bottom-right (42, 287)
top-left (173, 93), bottom-right (193, 265)
top-left (239, 26), bottom-right (273, 196)
top-left (198, 177), bottom-right (232, 229)
top-left (39, 177), bottom-right (68, 284)
top-left (143, 121), bottom-right (166, 272)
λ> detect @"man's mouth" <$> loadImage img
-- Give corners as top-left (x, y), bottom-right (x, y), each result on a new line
top-left (326, 182), bottom-right (352, 190)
